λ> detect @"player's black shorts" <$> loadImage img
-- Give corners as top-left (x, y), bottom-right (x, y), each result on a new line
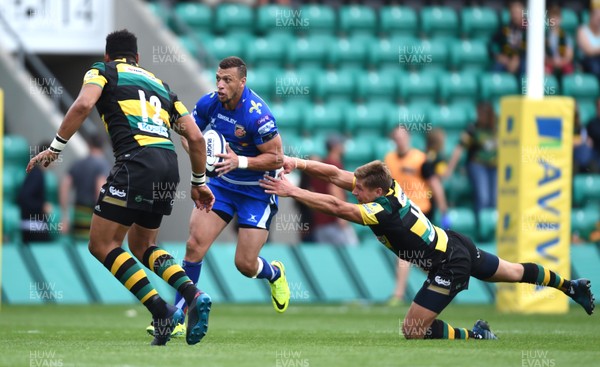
top-left (413, 230), bottom-right (499, 313)
top-left (95, 147), bottom-right (180, 216)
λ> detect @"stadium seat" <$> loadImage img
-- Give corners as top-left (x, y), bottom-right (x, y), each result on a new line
top-left (45, 170), bottom-right (59, 204)
top-left (420, 6), bottom-right (459, 39)
top-left (374, 137), bottom-right (396, 161)
top-left (339, 5), bottom-right (376, 36)
top-left (480, 72), bottom-right (519, 102)
top-left (246, 67), bottom-right (278, 103)
top-left (303, 101), bottom-right (349, 135)
top-left (328, 35), bottom-right (370, 70)
top-left (1, 243), bottom-right (44, 304)
top-left (344, 136), bottom-right (376, 170)
top-left (449, 39), bottom-right (490, 72)
top-left (297, 134), bottom-right (327, 158)
top-left (438, 71), bottom-right (478, 104)
top-left (287, 35), bottom-right (334, 69)
top-left (443, 173), bottom-right (472, 207)
top-left (368, 38), bottom-right (404, 69)
top-left (461, 7), bottom-right (499, 40)
top-left (340, 246), bottom-right (396, 302)
top-left (315, 69), bottom-right (356, 102)
top-left (346, 101), bottom-right (392, 137)
top-left (571, 206), bottom-right (600, 239)
top-left (203, 34), bottom-right (244, 63)
top-left (174, 3), bottom-right (212, 33)
top-left (356, 70), bottom-right (397, 103)
top-left (269, 100), bottom-right (305, 136)
top-left (417, 38), bottom-right (449, 71)
top-left (577, 101), bottom-right (596, 126)
top-left (3, 134), bottom-right (30, 169)
top-left (246, 35), bottom-right (288, 69)
top-left (573, 174), bottom-right (600, 207)
top-left (443, 130), bottom-right (462, 159)
top-left (214, 3), bottom-right (254, 34)
top-left (446, 207), bottom-right (478, 240)
top-left (380, 6), bottom-right (418, 37)
top-left (560, 9), bottom-right (579, 36)
top-left (295, 245), bottom-right (361, 302)
top-left (2, 168), bottom-right (17, 203)
top-left (429, 103), bottom-right (469, 131)
top-left (387, 103), bottom-right (432, 134)
top-left (259, 245), bottom-right (315, 303)
top-left (562, 74), bottom-right (600, 105)
top-left (298, 4), bottom-right (336, 35)
top-left (399, 72), bottom-right (438, 104)
top-left (255, 4), bottom-right (294, 36)
top-left (2, 202), bottom-right (21, 244)
top-left (178, 35), bottom-right (199, 59)
top-left (478, 208), bottom-right (498, 242)
top-left (28, 241), bottom-right (91, 303)
top-left (205, 243), bottom-right (269, 303)
top-left (570, 244), bottom-right (600, 298)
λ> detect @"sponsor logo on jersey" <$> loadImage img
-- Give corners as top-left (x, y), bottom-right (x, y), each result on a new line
top-left (434, 276), bottom-right (451, 287)
top-left (109, 186), bottom-right (126, 198)
top-left (217, 113), bottom-right (237, 124)
top-left (235, 124), bottom-right (247, 138)
top-left (361, 203), bottom-right (380, 215)
top-left (249, 100), bottom-right (262, 114)
top-left (257, 121), bottom-right (275, 135)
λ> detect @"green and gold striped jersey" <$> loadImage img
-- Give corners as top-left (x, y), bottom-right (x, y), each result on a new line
top-left (83, 59), bottom-right (189, 156)
top-left (356, 180), bottom-right (449, 270)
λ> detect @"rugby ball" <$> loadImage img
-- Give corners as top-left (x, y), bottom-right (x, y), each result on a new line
top-left (204, 129), bottom-right (226, 177)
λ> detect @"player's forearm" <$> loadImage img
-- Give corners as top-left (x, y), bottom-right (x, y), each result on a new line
top-left (289, 186), bottom-right (343, 218)
top-left (295, 158), bottom-right (339, 182)
top-left (245, 152), bottom-right (283, 171)
top-left (56, 102), bottom-right (92, 140)
top-left (187, 134), bottom-right (207, 175)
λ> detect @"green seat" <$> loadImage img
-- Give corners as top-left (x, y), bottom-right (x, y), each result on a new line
top-left (563, 74), bottom-right (600, 105)
top-left (461, 7), bottom-right (499, 41)
top-left (174, 3), bottom-right (211, 33)
top-left (447, 207), bottom-right (477, 240)
top-left (2, 168), bottom-right (17, 203)
top-left (3, 134), bottom-right (30, 169)
top-left (571, 244), bottom-right (600, 298)
top-left (205, 244), bottom-right (269, 303)
top-left (439, 71), bottom-right (478, 104)
top-left (444, 174), bottom-right (472, 207)
top-left (2, 202), bottom-right (21, 244)
top-left (73, 242), bottom-right (136, 304)
top-left (560, 9), bottom-right (579, 36)
top-left (577, 101), bottom-right (596, 126)
top-left (356, 71), bottom-right (397, 103)
top-left (480, 72), bottom-right (519, 102)
top-left (203, 34), bottom-right (243, 62)
top-left (246, 35), bottom-right (287, 69)
top-left (148, 1), bottom-right (171, 24)
top-left (573, 174), bottom-right (600, 207)
top-left (315, 69), bottom-right (356, 102)
top-left (374, 137), bottom-right (396, 161)
top-left (340, 245), bottom-right (396, 302)
top-left (214, 3), bottom-right (253, 34)
top-left (344, 136), bottom-right (376, 169)
top-left (339, 5), bottom-right (376, 36)
top-left (449, 39), bottom-right (490, 72)
top-left (29, 242), bottom-right (91, 303)
top-left (443, 130), bottom-right (462, 158)
top-left (273, 68), bottom-right (315, 102)
top-left (571, 206), bottom-right (600, 239)
top-left (178, 36), bottom-right (199, 58)
top-left (380, 6), bottom-right (418, 37)
top-left (298, 4), bottom-right (336, 35)
top-left (246, 68), bottom-right (278, 104)
top-left (328, 35), bottom-right (370, 70)
top-left (420, 6), bottom-right (459, 39)
top-left (1, 243), bottom-right (43, 304)
top-left (287, 35), bottom-right (334, 68)
top-left (269, 100), bottom-right (304, 136)
top-left (297, 134), bottom-right (327, 158)
top-left (259, 245), bottom-right (314, 303)
top-left (296, 244), bottom-right (361, 302)
top-left (44, 170), bottom-right (59, 204)
top-left (387, 103), bottom-right (431, 134)
top-left (478, 208), bottom-right (498, 242)
top-left (430, 103), bottom-right (469, 131)
top-left (255, 5), bottom-right (294, 35)
top-left (346, 101), bottom-right (391, 137)
top-left (368, 38), bottom-right (404, 69)
top-left (421, 38), bottom-right (449, 71)
top-left (399, 72), bottom-right (438, 104)
top-left (304, 101), bottom-right (349, 135)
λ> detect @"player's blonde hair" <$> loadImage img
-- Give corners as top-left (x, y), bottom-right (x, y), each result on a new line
top-left (354, 161), bottom-right (392, 192)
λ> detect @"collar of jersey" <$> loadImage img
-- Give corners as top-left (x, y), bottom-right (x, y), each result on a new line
top-left (114, 58), bottom-right (138, 66)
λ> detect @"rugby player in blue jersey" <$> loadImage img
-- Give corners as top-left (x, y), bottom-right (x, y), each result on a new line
top-left (149, 57), bottom-right (289, 335)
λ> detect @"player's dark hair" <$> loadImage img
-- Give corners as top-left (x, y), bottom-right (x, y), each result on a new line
top-left (105, 29), bottom-right (138, 61)
top-left (219, 56), bottom-right (247, 78)
top-left (354, 161), bottom-right (392, 192)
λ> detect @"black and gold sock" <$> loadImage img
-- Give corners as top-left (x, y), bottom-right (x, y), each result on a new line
top-left (425, 319), bottom-right (473, 340)
top-left (103, 247), bottom-right (167, 317)
top-left (143, 246), bottom-right (198, 305)
top-left (520, 263), bottom-right (570, 292)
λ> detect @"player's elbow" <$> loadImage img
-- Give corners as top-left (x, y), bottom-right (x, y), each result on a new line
top-left (72, 98), bottom-right (95, 115)
top-left (272, 149), bottom-right (284, 170)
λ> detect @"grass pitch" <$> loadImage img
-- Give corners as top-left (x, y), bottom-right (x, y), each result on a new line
top-left (0, 303), bottom-right (598, 367)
